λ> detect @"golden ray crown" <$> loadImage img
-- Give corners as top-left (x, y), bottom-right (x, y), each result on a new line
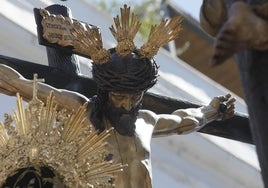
top-left (0, 74), bottom-right (124, 187)
top-left (40, 4), bottom-right (183, 64)
top-left (72, 22), bottom-right (111, 64)
top-left (109, 4), bottom-right (142, 56)
top-left (140, 16), bottom-right (183, 58)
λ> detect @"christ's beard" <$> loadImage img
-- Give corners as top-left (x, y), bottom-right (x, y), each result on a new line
top-left (103, 102), bottom-right (140, 137)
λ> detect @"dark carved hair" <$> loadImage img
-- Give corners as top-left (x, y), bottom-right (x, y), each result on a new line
top-left (91, 49), bottom-right (158, 132)
top-left (90, 90), bottom-right (108, 132)
top-left (92, 48), bottom-right (159, 92)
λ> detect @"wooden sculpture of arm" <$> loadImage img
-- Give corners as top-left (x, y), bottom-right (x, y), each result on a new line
top-left (150, 94), bottom-right (235, 136)
top-left (0, 64), bottom-right (89, 113)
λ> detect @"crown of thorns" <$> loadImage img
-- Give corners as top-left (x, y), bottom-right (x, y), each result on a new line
top-left (71, 4), bottom-right (183, 64)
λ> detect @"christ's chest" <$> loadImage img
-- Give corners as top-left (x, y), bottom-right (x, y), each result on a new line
top-left (105, 118), bottom-right (153, 164)
top-left (104, 118), bottom-right (154, 188)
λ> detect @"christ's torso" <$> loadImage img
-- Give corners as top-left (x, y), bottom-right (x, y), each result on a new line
top-left (104, 110), bottom-right (154, 188)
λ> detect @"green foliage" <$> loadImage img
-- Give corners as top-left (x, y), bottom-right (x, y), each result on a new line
top-left (93, 0), bottom-right (164, 38)
top-left (133, 1), bottom-right (164, 37)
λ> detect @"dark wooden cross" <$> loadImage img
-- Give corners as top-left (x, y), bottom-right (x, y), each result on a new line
top-left (0, 4), bottom-right (252, 144)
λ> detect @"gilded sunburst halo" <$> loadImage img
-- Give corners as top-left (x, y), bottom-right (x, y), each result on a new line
top-left (0, 74), bottom-right (125, 187)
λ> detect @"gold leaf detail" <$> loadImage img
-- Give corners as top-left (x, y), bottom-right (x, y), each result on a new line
top-left (72, 22), bottom-right (110, 64)
top-left (0, 76), bottom-right (124, 187)
top-left (109, 4), bottom-right (141, 56)
top-left (140, 16), bottom-right (183, 58)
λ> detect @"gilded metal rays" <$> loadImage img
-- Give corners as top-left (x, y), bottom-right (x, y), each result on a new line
top-left (109, 4), bottom-right (142, 56)
top-left (0, 74), bottom-right (124, 187)
top-left (40, 4), bottom-right (183, 64)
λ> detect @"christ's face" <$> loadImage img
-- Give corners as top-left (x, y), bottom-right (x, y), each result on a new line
top-left (103, 91), bottom-right (144, 136)
top-left (108, 91), bottom-right (144, 111)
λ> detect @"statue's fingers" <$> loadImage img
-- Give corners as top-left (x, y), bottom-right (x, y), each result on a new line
top-left (226, 98), bottom-right (236, 106)
top-left (225, 109), bottom-right (235, 118)
top-left (218, 94), bottom-right (231, 102)
top-left (225, 93), bottom-right (231, 99)
top-left (226, 104), bottom-right (235, 113)
top-left (227, 103), bottom-right (235, 112)
top-left (217, 95), bottom-right (226, 102)
top-left (222, 107), bottom-right (235, 118)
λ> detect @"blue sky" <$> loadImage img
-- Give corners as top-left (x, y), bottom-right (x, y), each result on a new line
top-left (94, 0), bottom-right (203, 21)
top-left (172, 0), bottom-right (202, 21)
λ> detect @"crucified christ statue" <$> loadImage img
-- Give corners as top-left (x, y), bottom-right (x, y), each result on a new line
top-left (0, 4), bottom-right (238, 188)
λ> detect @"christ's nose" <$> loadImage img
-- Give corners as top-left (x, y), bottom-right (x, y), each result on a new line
top-left (121, 98), bottom-right (132, 111)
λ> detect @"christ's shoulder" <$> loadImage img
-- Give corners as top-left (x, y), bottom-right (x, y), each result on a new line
top-left (138, 109), bottom-right (158, 126)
